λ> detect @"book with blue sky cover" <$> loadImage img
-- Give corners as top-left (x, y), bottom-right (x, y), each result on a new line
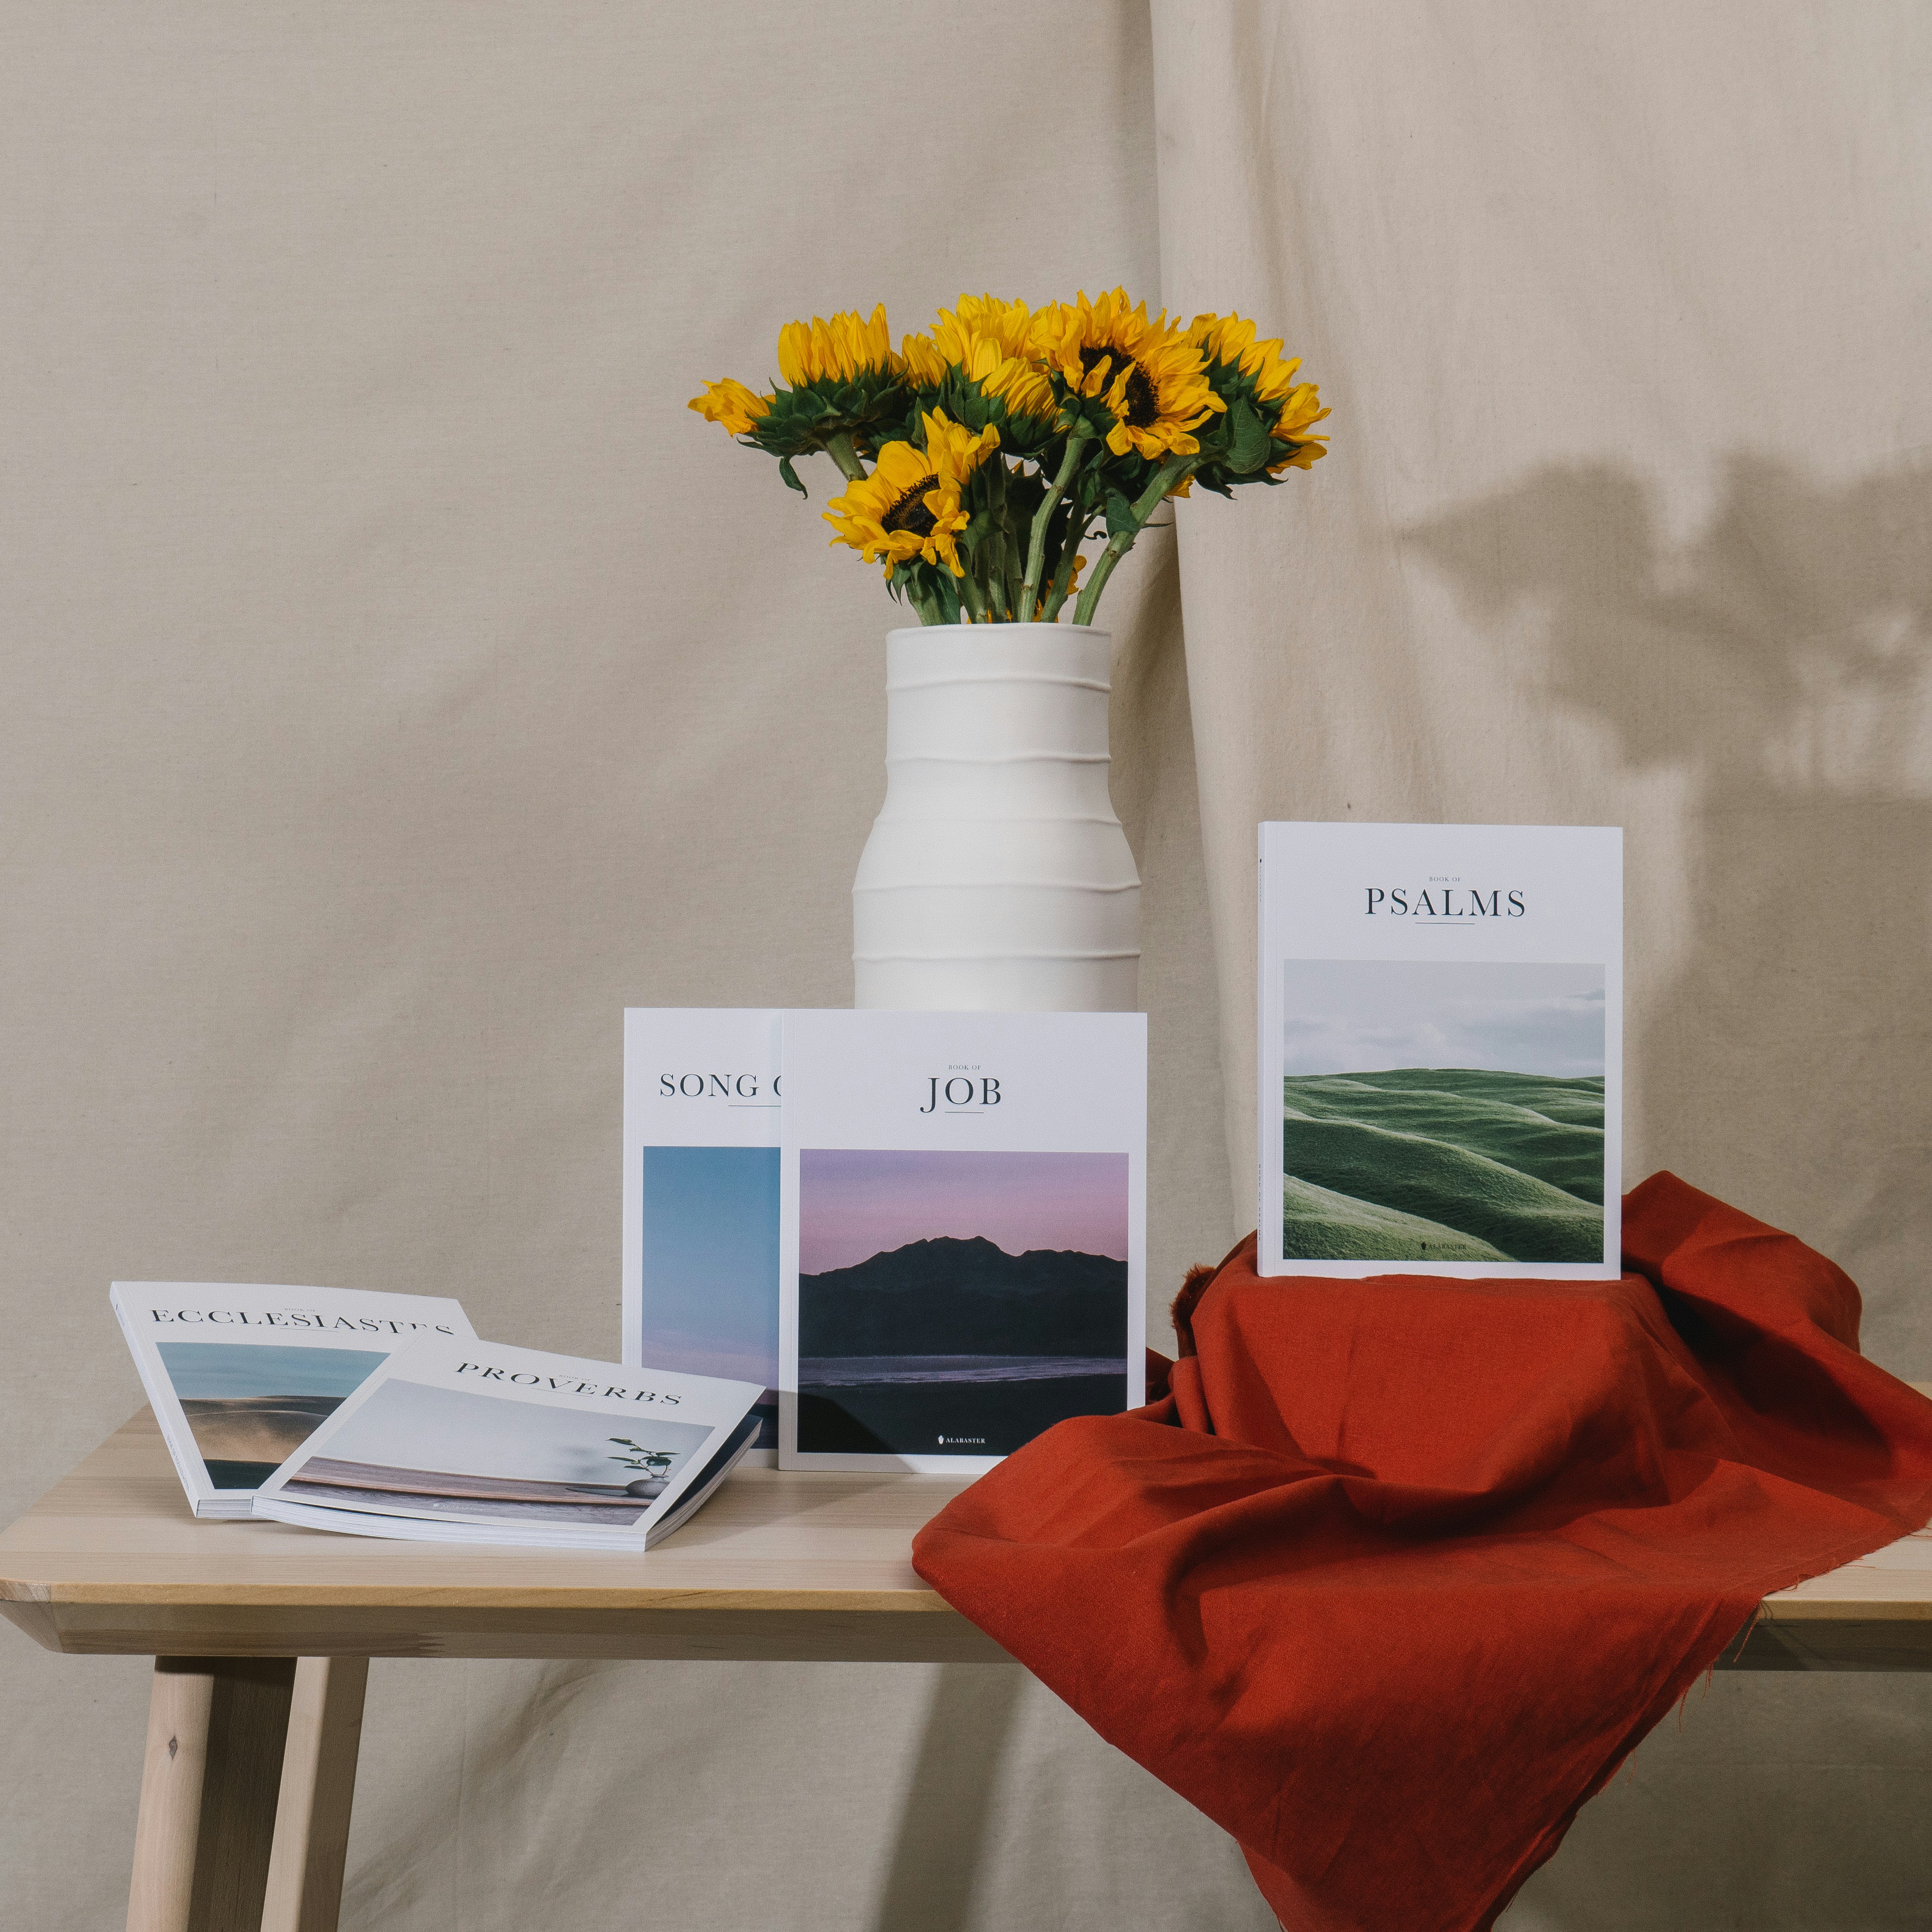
top-left (110, 1281), bottom-right (475, 1518)
top-left (622, 1009), bottom-right (783, 1462)
top-left (778, 1009), bottom-right (1146, 1474)
top-left (1258, 822), bottom-right (1622, 1278)
top-left (253, 1337), bottom-right (763, 1550)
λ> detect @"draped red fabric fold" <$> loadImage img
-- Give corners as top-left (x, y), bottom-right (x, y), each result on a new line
top-left (911, 1173), bottom-right (1932, 1932)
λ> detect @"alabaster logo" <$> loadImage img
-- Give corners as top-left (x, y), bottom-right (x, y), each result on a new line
top-left (657, 1072), bottom-right (780, 1099)
top-left (1366, 883), bottom-right (1525, 919)
top-left (937, 1435), bottom-right (986, 1445)
top-left (920, 1070), bottom-right (1002, 1113)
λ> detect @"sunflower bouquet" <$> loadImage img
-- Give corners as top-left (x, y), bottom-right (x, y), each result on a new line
top-left (689, 290), bottom-right (1328, 627)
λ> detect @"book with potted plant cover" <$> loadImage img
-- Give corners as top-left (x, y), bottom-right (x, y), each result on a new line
top-left (252, 1336), bottom-right (764, 1551)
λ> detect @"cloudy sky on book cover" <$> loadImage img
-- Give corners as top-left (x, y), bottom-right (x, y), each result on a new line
top-left (623, 1009), bottom-right (783, 1458)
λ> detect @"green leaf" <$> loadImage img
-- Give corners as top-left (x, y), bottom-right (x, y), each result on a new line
top-left (1103, 490), bottom-right (1137, 538)
top-left (779, 456), bottom-right (807, 498)
top-left (1227, 398), bottom-right (1271, 474)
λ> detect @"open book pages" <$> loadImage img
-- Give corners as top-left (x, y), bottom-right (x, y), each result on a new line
top-left (110, 1282), bottom-right (475, 1519)
top-left (778, 1008), bottom-right (1147, 1475)
top-left (622, 1008), bottom-right (783, 1463)
top-left (251, 1337), bottom-right (765, 1550)
top-left (1258, 822), bottom-right (1623, 1278)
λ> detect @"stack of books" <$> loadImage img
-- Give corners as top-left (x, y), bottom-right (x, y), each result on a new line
top-left (116, 1009), bottom-right (1149, 1548)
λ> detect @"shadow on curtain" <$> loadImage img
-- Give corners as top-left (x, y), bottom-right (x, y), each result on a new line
top-left (1404, 453), bottom-right (1932, 1322)
top-left (1404, 452), bottom-right (1932, 1930)
top-left (867, 1664), bottom-right (1028, 1931)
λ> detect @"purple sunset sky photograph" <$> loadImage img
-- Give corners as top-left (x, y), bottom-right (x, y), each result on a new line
top-left (799, 1150), bottom-right (1130, 1276)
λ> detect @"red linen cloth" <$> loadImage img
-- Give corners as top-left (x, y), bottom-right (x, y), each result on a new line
top-left (912, 1173), bottom-right (1932, 1932)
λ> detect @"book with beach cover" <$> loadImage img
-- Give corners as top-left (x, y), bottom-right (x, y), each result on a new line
top-left (778, 1008), bottom-right (1147, 1474)
top-left (1258, 821), bottom-right (1622, 1278)
top-left (623, 1008), bottom-right (782, 1463)
top-left (110, 1281), bottom-right (476, 1518)
top-left (252, 1338), bottom-right (764, 1550)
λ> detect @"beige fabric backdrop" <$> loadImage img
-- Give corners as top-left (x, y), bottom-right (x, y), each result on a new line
top-left (1, 3), bottom-right (1927, 1928)
top-left (1155, 4), bottom-right (1932, 1927)
top-left (0, 5), bottom-right (1246, 1928)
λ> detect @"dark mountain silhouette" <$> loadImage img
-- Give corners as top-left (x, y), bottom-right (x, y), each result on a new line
top-left (799, 1235), bottom-right (1128, 1358)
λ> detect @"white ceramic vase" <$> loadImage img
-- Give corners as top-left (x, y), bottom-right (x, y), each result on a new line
top-left (852, 624), bottom-right (1141, 1012)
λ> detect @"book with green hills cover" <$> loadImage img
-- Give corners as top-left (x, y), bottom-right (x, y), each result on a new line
top-left (1258, 823), bottom-right (1622, 1278)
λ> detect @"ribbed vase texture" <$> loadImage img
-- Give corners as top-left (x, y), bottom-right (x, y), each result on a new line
top-left (852, 624), bottom-right (1141, 1012)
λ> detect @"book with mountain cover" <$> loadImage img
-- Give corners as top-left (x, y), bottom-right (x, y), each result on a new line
top-left (779, 1008), bottom-right (1146, 1474)
top-left (109, 1281), bottom-right (477, 1518)
top-left (252, 1337), bottom-right (765, 1550)
top-left (1257, 822), bottom-right (1623, 1279)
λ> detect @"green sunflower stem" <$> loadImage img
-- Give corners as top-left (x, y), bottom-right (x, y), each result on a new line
top-left (1039, 509), bottom-right (1088, 624)
top-left (990, 458), bottom-right (1022, 620)
top-left (1017, 431), bottom-right (1090, 624)
top-left (956, 567), bottom-right (989, 623)
top-left (1071, 456), bottom-right (1196, 628)
top-left (824, 433), bottom-right (869, 484)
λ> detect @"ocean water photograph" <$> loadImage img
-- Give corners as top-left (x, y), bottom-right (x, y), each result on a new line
top-left (280, 1379), bottom-right (711, 1527)
top-left (1281, 959), bottom-right (1608, 1263)
top-left (156, 1340), bottom-right (389, 1488)
top-left (796, 1148), bottom-right (1130, 1457)
top-left (640, 1143), bottom-right (780, 1447)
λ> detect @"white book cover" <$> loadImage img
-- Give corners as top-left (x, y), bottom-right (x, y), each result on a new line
top-left (109, 1282), bottom-right (475, 1518)
top-left (1257, 822), bottom-right (1623, 1279)
top-left (621, 1008), bottom-right (782, 1463)
top-left (778, 1009), bottom-right (1147, 1474)
top-left (253, 1338), bottom-right (764, 1550)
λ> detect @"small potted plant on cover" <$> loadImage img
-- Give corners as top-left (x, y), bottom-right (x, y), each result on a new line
top-left (691, 291), bottom-right (1327, 1012)
top-left (608, 1438), bottom-right (675, 1499)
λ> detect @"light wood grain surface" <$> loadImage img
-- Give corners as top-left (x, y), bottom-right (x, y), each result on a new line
top-left (4, 1404), bottom-right (1930, 1666)
top-left (126, 1657), bottom-right (295, 1932)
top-left (0, 1411), bottom-right (1008, 1661)
top-left (260, 1657), bottom-right (366, 1932)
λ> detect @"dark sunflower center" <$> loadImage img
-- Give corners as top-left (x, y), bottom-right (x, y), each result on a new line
top-left (1079, 347), bottom-right (1160, 427)
top-left (881, 475), bottom-right (942, 538)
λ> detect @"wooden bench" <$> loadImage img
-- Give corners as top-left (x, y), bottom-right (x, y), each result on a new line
top-left (5, 1404), bottom-right (1928, 1932)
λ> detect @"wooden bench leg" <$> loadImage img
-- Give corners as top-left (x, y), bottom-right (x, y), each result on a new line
top-left (127, 1657), bottom-right (297, 1932)
top-left (260, 1658), bottom-right (369, 1932)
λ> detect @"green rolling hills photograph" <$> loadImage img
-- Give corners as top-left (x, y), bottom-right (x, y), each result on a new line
top-left (1281, 961), bottom-right (1608, 1264)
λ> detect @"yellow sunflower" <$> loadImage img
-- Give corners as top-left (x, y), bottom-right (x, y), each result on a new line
top-left (1187, 312), bottom-right (1330, 470)
top-left (1033, 288), bottom-right (1225, 461)
top-left (687, 376), bottom-right (773, 436)
top-left (1265, 379), bottom-right (1330, 471)
top-left (824, 410), bottom-right (1000, 579)
top-left (777, 305), bottom-right (899, 388)
top-left (902, 295), bottom-right (1055, 421)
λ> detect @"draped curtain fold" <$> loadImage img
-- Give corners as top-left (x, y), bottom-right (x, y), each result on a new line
top-left (1155, 9), bottom-right (1932, 1919)
top-left (0, 5), bottom-right (1242, 1927)
top-left (1156, 0), bottom-right (1932, 1319)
